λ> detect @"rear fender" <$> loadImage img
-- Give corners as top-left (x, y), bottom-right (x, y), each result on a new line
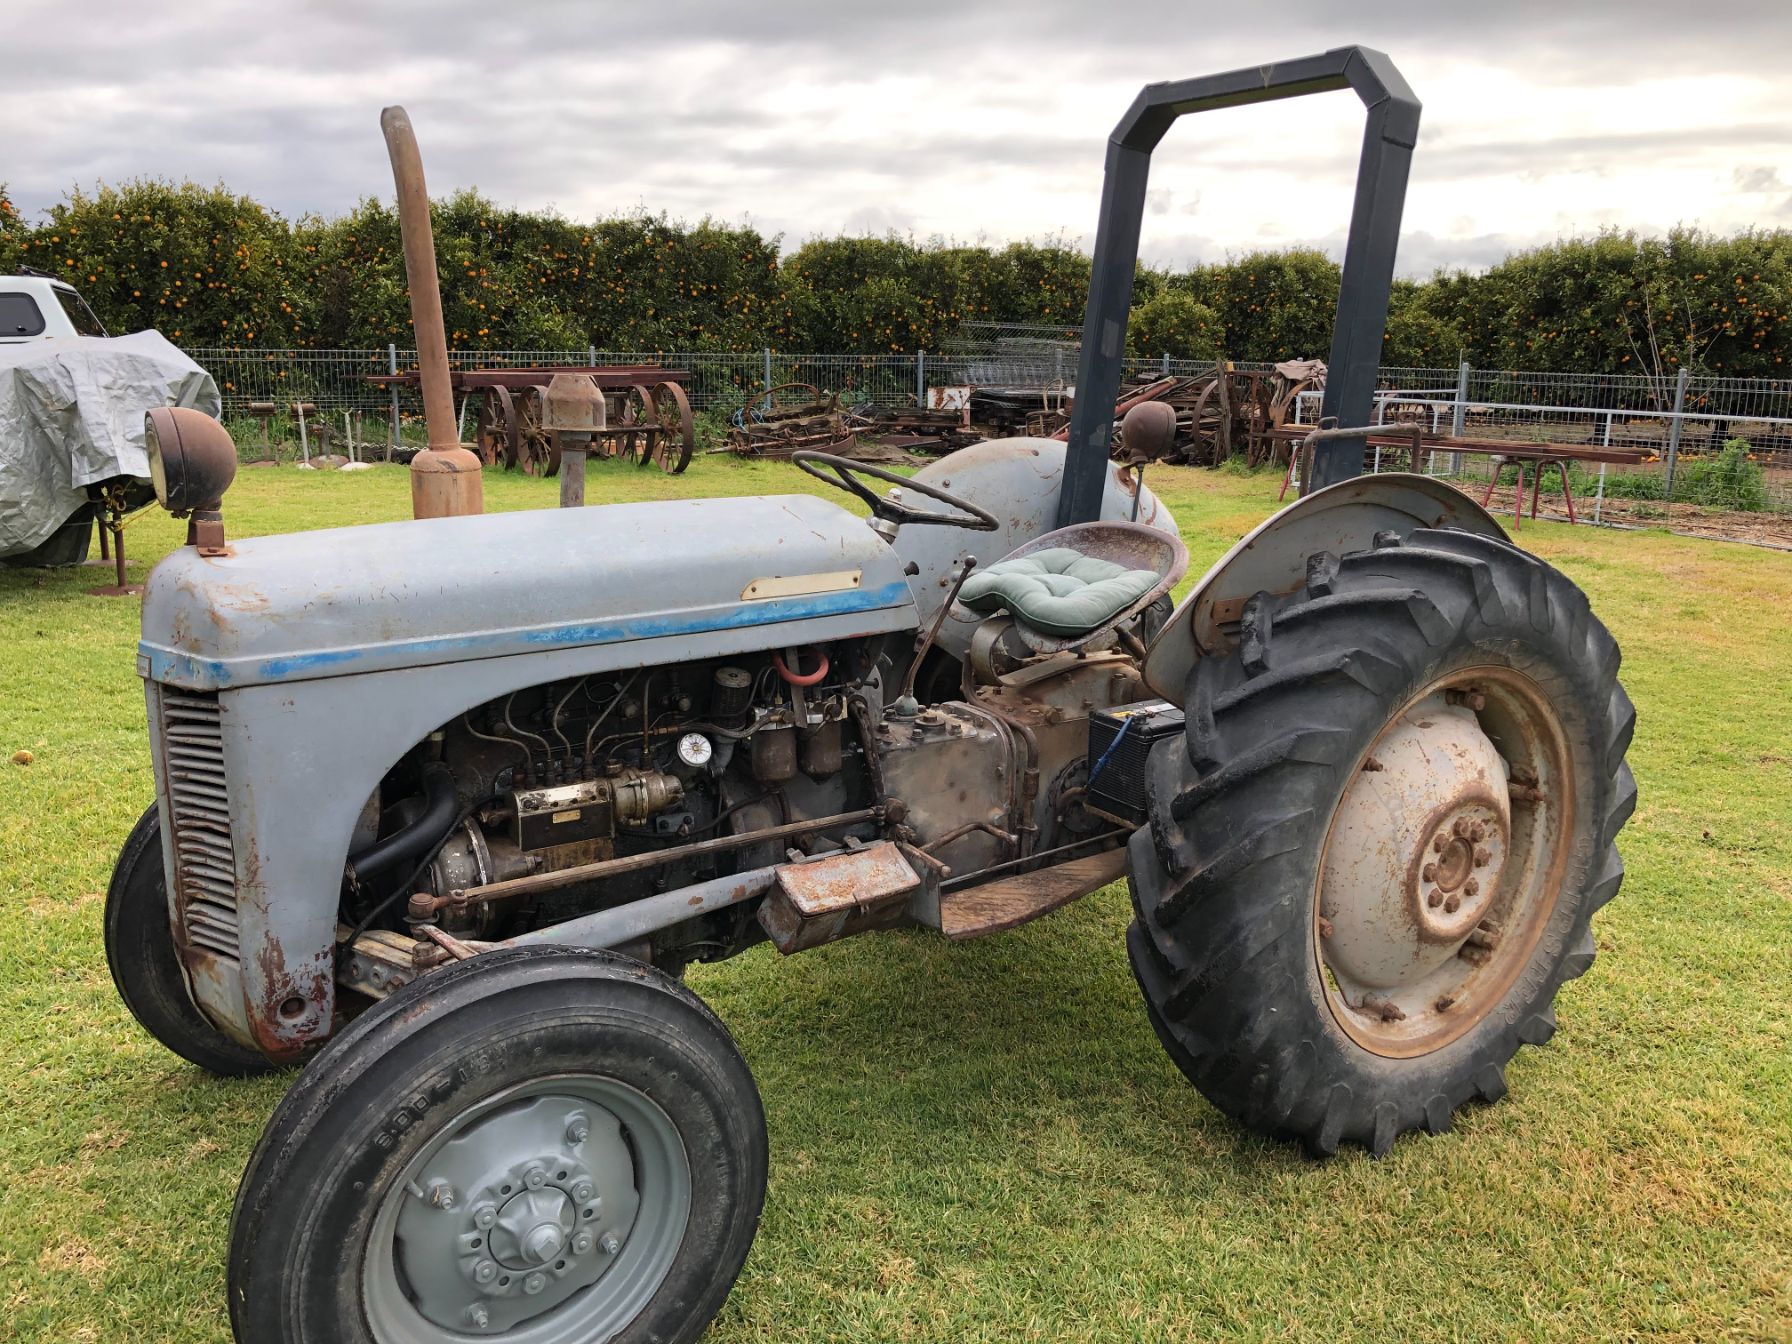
top-left (1141, 473), bottom-right (1507, 699)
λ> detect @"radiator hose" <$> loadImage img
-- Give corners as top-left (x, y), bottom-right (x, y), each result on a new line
top-left (345, 761), bottom-right (459, 887)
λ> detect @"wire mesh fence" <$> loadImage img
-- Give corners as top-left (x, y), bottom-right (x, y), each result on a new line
top-left (1294, 381), bottom-right (1792, 516)
top-left (188, 346), bottom-right (1792, 517)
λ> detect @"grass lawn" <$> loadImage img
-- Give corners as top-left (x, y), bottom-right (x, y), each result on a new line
top-left (1, 456), bottom-right (1788, 1343)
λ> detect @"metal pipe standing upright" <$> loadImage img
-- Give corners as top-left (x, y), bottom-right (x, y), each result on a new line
top-left (380, 105), bottom-right (484, 518)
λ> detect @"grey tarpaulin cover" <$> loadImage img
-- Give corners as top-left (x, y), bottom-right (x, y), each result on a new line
top-left (0, 331), bottom-right (220, 556)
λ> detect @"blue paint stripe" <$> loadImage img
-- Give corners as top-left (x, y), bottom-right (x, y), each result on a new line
top-left (139, 580), bottom-right (914, 689)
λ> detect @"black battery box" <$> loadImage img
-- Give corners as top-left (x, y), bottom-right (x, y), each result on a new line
top-left (1086, 699), bottom-right (1186, 826)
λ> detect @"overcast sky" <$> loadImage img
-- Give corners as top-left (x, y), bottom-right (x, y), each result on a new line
top-left (5, 1), bottom-right (1790, 276)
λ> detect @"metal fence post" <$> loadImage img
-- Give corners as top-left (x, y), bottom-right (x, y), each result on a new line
top-left (1663, 364), bottom-right (1690, 501)
top-left (387, 343), bottom-right (401, 458)
top-left (1449, 360), bottom-right (1469, 475)
top-left (1161, 352), bottom-right (1171, 376)
top-left (587, 345), bottom-right (597, 366)
top-left (1596, 411), bottom-right (1613, 524)
top-left (916, 350), bottom-right (926, 406)
top-left (763, 348), bottom-right (773, 396)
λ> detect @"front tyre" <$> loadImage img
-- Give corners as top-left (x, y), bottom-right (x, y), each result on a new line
top-left (1128, 527), bottom-right (1635, 1155)
top-left (104, 803), bottom-right (273, 1076)
top-left (229, 947), bottom-right (767, 1343)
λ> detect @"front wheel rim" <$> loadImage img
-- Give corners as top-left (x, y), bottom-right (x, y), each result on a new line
top-left (362, 1074), bottom-right (690, 1342)
top-left (1315, 665), bottom-right (1574, 1058)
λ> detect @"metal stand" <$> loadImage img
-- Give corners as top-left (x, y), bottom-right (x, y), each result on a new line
top-left (87, 490), bottom-right (145, 596)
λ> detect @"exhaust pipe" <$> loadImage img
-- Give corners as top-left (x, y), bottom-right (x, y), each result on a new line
top-left (379, 105), bottom-right (484, 519)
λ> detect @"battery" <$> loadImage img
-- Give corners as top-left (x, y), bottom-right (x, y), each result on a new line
top-left (1086, 699), bottom-right (1185, 825)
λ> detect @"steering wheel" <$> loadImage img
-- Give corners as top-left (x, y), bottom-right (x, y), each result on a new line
top-left (791, 451), bottom-right (999, 531)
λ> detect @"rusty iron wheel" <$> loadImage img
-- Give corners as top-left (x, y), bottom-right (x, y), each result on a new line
top-left (1126, 526), bottom-right (1635, 1156)
top-left (477, 386), bottom-right (520, 470)
top-left (1315, 665), bottom-right (1570, 1057)
top-left (516, 386), bottom-right (561, 478)
top-left (645, 381), bottom-right (694, 474)
top-left (615, 385), bottom-right (655, 466)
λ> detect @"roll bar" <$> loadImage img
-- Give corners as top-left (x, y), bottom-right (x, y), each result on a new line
top-left (1057, 46), bottom-right (1420, 526)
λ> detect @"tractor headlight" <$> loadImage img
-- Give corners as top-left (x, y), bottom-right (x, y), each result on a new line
top-left (144, 406), bottom-right (237, 514)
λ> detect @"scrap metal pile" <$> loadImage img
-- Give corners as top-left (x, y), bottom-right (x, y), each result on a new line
top-left (722, 383), bottom-right (855, 457)
top-left (720, 384), bottom-right (979, 462)
top-left (1080, 360), bottom-right (1325, 466)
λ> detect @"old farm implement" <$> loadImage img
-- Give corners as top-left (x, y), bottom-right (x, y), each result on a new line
top-left (371, 365), bottom-right (696, 475)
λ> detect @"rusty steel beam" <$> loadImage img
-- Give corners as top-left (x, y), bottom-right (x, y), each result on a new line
top-left (447, 806), bottom-right (883, 906)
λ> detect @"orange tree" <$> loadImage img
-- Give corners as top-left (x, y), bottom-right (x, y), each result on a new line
top-left (296, 195), bottom-right (784, 352)
top-left (0, 186), bottom-right (23, 271)
top-left (1127, 288), bottom-right (1222, 360)
top-left (1421, 229), bottom-right (1792, 387)
top-left (3, 180), bottom-right (304, 344)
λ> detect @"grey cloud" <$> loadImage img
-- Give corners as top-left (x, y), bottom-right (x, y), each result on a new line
top-left (1735, 165), bottom-right (1788, 193)
top-left (2, 0), bottom-right (1788, 275)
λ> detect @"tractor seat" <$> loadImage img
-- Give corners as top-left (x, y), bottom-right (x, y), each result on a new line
top-left (954, 521), bottom-right (1189, 653)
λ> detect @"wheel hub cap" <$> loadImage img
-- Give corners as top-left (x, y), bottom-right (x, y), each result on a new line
top-left (1314, 671), bottom-right (1570, 1058)
top-left (1320, 696), bottom-right (1511, 991)
top-left (390, 1094), bottom-right (639, 1332)
top-left (490, 1187), bottom-right (574, 1268)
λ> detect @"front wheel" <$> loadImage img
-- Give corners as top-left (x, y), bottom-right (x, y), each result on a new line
top-left (228, 947), bottom-right (767, 1343)
top-left (1128, 527), bottom-right (1635, 1155)
top-left (105, 804), bottom-right (273, 1076)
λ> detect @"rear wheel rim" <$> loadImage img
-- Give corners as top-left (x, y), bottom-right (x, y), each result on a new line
top-left (1314, 665), bottom-right (1573, 1058)
top-left (362, 1073), bottom-right (690, 1342)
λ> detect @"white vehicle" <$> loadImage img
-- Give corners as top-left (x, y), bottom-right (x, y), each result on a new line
top-left (0, 268), bottom-right (110, 343)
top-left (1, 269), bottom-right (218, 567)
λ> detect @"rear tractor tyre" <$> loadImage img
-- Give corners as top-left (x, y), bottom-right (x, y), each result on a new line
top-left (228, 946), bottom-right (767, 1344)
top-left (104, 803), bottom-right (274, 1077)
top-left (1128, 527), bottom-right (1635, 1156)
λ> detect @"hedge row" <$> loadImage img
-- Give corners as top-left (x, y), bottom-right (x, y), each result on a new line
top-left (2, 180), bottom-right (1788, 377)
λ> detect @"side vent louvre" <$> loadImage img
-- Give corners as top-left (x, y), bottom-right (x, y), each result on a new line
top-left (159, 689), bottom-right (240, 961)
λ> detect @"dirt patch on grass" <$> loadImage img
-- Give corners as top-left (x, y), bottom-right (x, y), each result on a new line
top-left (37, 1236), bottom-right (108, 1276)
top-left (1470, 484), bottom-right (1792, 548)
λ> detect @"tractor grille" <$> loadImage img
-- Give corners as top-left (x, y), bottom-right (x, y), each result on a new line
top-left (158, 688), bottom-right (240, 961)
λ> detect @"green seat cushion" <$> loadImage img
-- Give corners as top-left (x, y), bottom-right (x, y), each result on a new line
top-left (957, 547), bottom-right (1161, 637)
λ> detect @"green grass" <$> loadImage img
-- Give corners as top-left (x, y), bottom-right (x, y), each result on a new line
top-left (2, 457), bottom-right (1789, 1343)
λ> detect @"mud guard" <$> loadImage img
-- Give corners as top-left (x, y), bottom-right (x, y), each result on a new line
top-left (1140, 473), bottom-right (1507, 700)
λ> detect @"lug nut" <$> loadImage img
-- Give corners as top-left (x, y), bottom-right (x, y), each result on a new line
top-left (571, 1180), bottom-right (595, 1203)
top-left (1444, 894), bottom-right (1461, 914)
top-left (1453, 817), bottom-right (1471, 839)
top-left (467, 1303), bottom-right (490, 1329)
top-left (572, 1231), bottom-right (594, 1255)
top-left (1463, 877), bottom-right (1480, 897)
top-left (524, 1166), bottom-right (547, 1189)
top-left (1470, 820), bottom-right (1487, 842)
top-left (473, 1204), bottom-right (497, 1229)
top-left (1474, 846), bottom-right (1491, 867)
top-left (473, 1259), bottom-right (498, 1284)
top-left (426, 1181), bottom-right (457, 1212)
top-left (601, 1232), bottom-right (622, 1255)
top-left (1421, 863), bottom-right (1437, 883)
top-left (565, 1113), bottom-right (591, 1145)
top-left (524, 1272), bottom-right (547, 1295)
top-left (1433, 835), bottom-right (1447, 854)
top-left (1427, 888), bottom-right (1444, 909)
